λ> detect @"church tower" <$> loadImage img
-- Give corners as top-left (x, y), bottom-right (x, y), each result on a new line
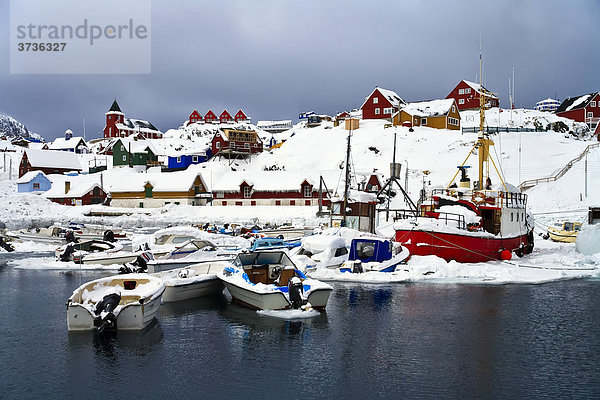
top-left (103, 100), bottom-right (124, 138)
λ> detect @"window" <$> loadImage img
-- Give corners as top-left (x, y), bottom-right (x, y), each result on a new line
top-left (465, 88), bottom-right (471, 94)
top-left (452, 105), bottom-right (456, 113)
top-left (373, 97), bottom-right (379, 104)
top-left (176, 157), bottom-right (181, 163)
top-left (459, 89), bottom-right (465, 95)
top-left (216, 142), bottom-right (221, 149)
top-left (222, 201), bottom-right (227, 206)
top-left (244, 142), bottom-right (250, 149)
top-left (303, 185), bottom-right (311, 197)
top-left (591, 101), bottom-right (597, 107)
top-left (421, 118), bottom-right (427, 125)
top-left (230, 142), bottom-right (236, 148)
top-left (334, 247), bottom-right (348, 257)
top-left (459, 99), bottom-right (465, 105)
top-left (121, 145), bottom-right (125, 151)
top-left (449, 117), bottom-right (459, 126)
top-left (275, 200), bottom-right (281, 205)
top-left (383, 107), bottom-right (392, 114)
top-left (375, 108), bottom-right (380, 115)
top-left (192, 156), bottom-right (198, 163)
top-left (144, 186), bottom-right (153, 198)
top-left (588, 112), bottom-right (593, 118)
top-left (32, 183), bottom-right (40, 189)
top-left (243, 186), bottom-right (251, 198)
top-left (216, 192), bottom-right (224, 198)
top-left (122, 155), bottom-right (127, 162)
top-left (516, 213), bottom-right (519, 222)
top-left (305, 200), bottom-right (311, 206)
top-left (251, 201), bottom-right (256, 206)
top-left (511, 212), bottom-right (514, 222)
top-left (290, 200), bottom-right (295, 206)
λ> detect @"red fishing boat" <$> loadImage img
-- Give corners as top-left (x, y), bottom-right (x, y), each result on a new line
top-left (393, 60), bottom-right (534, 263)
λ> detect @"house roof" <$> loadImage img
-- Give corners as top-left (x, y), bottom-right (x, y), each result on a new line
top-left (211, 171), bottom-right (332, 192)
top-left (360, 87), bottom-right (405, 109)
top-left (48, 137), bottom-right (87, 151)
top-left (113, 137), bottom-right (160, 155)
top-left (461, 80), bottom-right (499, 100)
top-left (16, 170), bottom-right (48, 184)
top-left (116, 118), bottom-right (161, 134)
top-left (44, 173), bottom-right (104, 199)
top-left (109, 100), bottom-right (122, 113)
top-left (400, 99), bottom-right (457, 118)
top-left (24, 149), bottom-right (83, 170)
top-left (555, 93), bottom-right (599, 113)
top-left (109, 169), bottom-right (206, 193)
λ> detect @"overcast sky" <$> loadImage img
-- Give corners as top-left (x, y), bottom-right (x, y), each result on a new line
top-left (1, 0), bottom-right (599, 140)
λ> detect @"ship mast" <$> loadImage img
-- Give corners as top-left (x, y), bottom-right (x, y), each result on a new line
top-left (477, 50), bottom-right (493, 191)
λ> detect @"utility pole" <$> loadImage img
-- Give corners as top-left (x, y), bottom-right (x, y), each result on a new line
top-left (585, 152), bottom-right (588, 198)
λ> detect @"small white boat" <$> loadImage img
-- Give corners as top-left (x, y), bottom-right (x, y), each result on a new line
top-left (148, 239), bottom-right (239, 273)
top-left (66, 274), bottom-right (165, 331)
top-left (152, 261), bottom-right (229, 303)
top-left (218, 251), bottom-right (333, 311)
top-left (56, 239), bottom-right (124, 263)
top-left (290, 235), bottom-right (349, 272)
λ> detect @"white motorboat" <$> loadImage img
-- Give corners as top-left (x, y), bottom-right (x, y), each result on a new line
top-left (148, 239), bottom-right (240, 273)
top-left (56, 239), bottom-right (124, 263)
top-left (66, 273), bottom-right (165, 331)
top-left (290, 235), bottom-right (349, 272)
top-left (218, 251), bottom-right (333, 311)
top-left (152, 261), bottom-right (229, 303)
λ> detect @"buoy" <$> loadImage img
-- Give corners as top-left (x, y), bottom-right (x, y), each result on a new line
top-left (500, 249), bottom-right (512, 260)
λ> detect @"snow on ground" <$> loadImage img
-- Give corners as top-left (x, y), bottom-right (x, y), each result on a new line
top-left (1, 115), bottom-right (599, 285)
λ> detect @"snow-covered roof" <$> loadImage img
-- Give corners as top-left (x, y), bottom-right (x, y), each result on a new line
top-left (536, 98), bottom-right (560, 105)
top-left (361, 87), bottom-right (405, 109)
top-left (116, 118), bottom-right (161, 134)
top-left (112, 138), bottom-right (160, 155)
top-left (16, 170), bottom-right (47, 183)
top-left (109, 169), bottom-right (206, 193)
top-left (0, 139), bottom-right (17, 151)
top-left (401, 99), bottom-right (457, 118)
top-left (211, 171), bottom-right (327, 192)
top-left (24, 148), bottom-right (83, 170)
top-left (256, 120), bottom-right (292, 127)
top-left (44, 173), bottom-right (103, 199)
top-left (48, 137), bottom-right (87, 151)
top-left (462, 80), bottom-right (499, 100)
top-left (556, 93), bottom-right (598, 113)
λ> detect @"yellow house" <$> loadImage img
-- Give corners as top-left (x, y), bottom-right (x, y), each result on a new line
top-left (393, 99), bottom-right (461, 130)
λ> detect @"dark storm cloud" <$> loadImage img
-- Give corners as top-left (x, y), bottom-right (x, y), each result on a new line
top-left (1, 0), bottom-right (599, 140)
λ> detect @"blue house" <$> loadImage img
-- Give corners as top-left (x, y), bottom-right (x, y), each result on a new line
top-left (167, 149), bottom-right (212, 170)
top-left (16, 171), bottom-right (52, 193)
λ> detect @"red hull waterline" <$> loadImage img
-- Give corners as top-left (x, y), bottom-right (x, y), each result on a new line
top-left (395, 230), bottom-right (532, 263)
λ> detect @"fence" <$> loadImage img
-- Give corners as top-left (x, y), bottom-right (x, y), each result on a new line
top-left (519, 142), bottom-right (600, 191)
top-left (461, 126), bottom-right (547, 134)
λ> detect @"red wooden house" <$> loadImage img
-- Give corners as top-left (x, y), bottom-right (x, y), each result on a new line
top-left (44, 175), bottom-right (107, 206)
top-left (555, 92), bottom-right (600, 135)
top-left (360, 87), bottom-right (405, 120)
top-left (19, 149), bottom-right (82, 178)
top-left (204, 110), bottom-right (217, 123)
top-left (446, 80), bottom-right (499, 111)
top-left (234, 109), bottom-right (249, 123)
top-left (219, 110), bottom-right (233, 124)
top-left (211, 128), bottom-right (263, 157)
top-left (188, 109), bottom-right (203, 124)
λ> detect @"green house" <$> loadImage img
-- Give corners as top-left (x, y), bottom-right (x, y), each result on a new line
top-left (111, 138), bottom-right (159, 168)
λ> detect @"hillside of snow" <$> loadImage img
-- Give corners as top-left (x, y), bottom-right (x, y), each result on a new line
top-left (0, 115), bottom-right (598, 231)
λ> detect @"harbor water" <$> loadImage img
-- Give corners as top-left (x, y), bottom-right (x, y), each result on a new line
top-left (1, 255), bottom-right (599, 399)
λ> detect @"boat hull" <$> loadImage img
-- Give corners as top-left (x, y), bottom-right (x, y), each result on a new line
top-left (547, 228), bottom-right (578, 243)
top-left (395, 229), bottom-right (533, 263)
top-left (162, 277), bottom-right (223, 303)
top-left (222, 280), bottom-right (332, 311)
top-left (67, 289), bottom-right (164, 331)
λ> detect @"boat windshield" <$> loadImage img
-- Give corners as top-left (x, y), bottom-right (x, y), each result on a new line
top-left (234, 251), bottom-right (295, 267)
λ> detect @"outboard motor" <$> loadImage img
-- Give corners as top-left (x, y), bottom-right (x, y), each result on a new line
top-left (59, 244), bottom-right (77, 262)
top-left (288, 277), bottom-right (305, 309)
top-left (94, 292), bottom-right (122, 332)
top-left (119, 251), bottom-right (152, 274)
top-left (65, 230), bottom-right (77, 244)
top-left (103, 230), bottom-right (115, 243)
top-left (0, 236), bottom-right (14, 252)
top-left (352, 260), bottom-right (363, 274)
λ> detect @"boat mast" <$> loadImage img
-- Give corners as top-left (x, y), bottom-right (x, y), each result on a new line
top-left (477, 49), bottom-right (493, 191)
top-left (342, 127), bottom-right (352, 224)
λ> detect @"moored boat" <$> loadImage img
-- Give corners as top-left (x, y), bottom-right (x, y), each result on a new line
top-left (340, 237), bottom-right (410, 273)
top-left (218, 251), bottom-right (332, 311)
top-left (152, 261), bottom-right (229, 303)
top-left (66, 273), bottom-right (165, 331)
top-left (547, 221), bottom-right (582, 243)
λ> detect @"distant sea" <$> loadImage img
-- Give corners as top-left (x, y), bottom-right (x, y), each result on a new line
top-left (1, 254), bottom-right (599, 399)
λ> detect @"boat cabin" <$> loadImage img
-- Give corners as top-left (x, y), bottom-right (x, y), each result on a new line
top-left (233, 251), bottom-right (301, 286)
top-left (250, 237), bottom-right (299, 252)
top-left (348, 238), bottom-right (393, 263)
